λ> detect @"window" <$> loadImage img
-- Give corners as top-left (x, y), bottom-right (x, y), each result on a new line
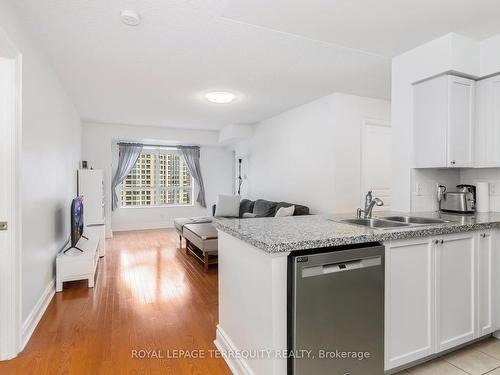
top-left (120, 147), bottom-right (193, 207)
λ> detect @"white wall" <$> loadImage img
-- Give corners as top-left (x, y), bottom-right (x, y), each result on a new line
top-left (0, 1), bottom-right (82, 322)
top-left (391, 33), bottom-right (480, 211)
top-left (82, 122), bottom-right (234, 234)
top-left (235, 92), bottom-right (390, 215)
top-left (393, 32), bottom-right (500, 212)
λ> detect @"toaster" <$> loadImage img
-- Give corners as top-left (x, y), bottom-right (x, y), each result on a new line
top-left (439, 192), bottom-right (475, 213)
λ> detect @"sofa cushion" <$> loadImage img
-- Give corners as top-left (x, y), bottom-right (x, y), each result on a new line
top-left (253, 199), bottom-right (278, 217)
top-left (275, 202), bottom-right (309, 216)
top-left (214, 194), bottom-right (241, 217)
top-left (242, 212), bottom-right (258, 218)
top-left (239, 199), bottom-right (255, 217)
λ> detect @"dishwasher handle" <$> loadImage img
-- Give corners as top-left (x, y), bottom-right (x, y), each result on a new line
top-left (301, 256), bottom-right (382, 278)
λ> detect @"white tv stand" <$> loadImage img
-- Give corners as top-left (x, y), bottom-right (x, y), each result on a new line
top-left (56, 234), bottom-right (100, 292)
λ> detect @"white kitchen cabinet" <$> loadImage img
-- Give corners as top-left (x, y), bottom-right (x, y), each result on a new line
top-left (478, 230), bottom-right (494, 336)
top-left (475, 76), bottom-right (500, 167)
top-left (385, 231), bottom-right (497, 370)
top-left (385, 237), bottom-right (435, 370)
top-left (435, 233), bottom-right (476, 352)
top-left (413, 75), bottom-right (474, 168)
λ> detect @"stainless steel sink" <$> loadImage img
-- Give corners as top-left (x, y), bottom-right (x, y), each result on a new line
top-left (382, 216), bottom-right (449, 224)
top-left (341, 218), bottom-right (411, 229)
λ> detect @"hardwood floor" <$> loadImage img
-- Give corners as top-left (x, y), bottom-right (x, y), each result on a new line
top-left (0, 229), bottom-right (231, 375)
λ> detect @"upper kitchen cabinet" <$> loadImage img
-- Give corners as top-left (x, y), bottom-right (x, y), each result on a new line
top-left (414, 75), bottom-right (475, 168)
top-left (475, 75), bottom-right (500, 167)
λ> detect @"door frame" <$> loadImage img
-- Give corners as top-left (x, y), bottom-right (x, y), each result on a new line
top-left (0, 27), bottom-right (22, 360)
top-left (360, 118), bottom-right (391, 208)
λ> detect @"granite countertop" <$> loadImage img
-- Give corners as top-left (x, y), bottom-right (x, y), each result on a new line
top-left (213, 211), bottom-right (500, 253)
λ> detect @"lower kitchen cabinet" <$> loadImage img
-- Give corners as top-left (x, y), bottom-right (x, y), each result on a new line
top-left (385, 230), bottom-right (497, 371)
top-left (385, 237), bottom-right (434, 370)
top-left (436, 233), bottom-right (476, 352)
top-left (478, 230), bottom-right (494, 336)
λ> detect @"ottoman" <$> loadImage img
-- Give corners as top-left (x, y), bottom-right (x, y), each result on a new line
top-left (183, 223), bottom-right (218, 272)
top-left (173, 216), bottom-right (212, 248)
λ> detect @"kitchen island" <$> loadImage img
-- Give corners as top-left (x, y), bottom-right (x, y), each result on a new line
top-left (213, 213), bottom-right (500, 375)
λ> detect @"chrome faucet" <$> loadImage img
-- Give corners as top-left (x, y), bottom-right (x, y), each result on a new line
top-left (357, 191), bottom-right (384, 219)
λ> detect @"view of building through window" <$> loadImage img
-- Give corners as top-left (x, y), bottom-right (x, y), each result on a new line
top-left (121, 148), bottom-right (192, 207)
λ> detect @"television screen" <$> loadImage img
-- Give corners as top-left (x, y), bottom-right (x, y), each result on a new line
top-left (71, 196), bottom-right (84, 247)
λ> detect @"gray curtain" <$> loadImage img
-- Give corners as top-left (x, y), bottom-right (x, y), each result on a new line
top-left (111, 143), bottom-right (143, 210)
top-left (178, 146), bottom-right (206, 208)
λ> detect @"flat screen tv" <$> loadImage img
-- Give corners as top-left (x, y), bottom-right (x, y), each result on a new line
top-left (71, 196), bottom-right (84, 248)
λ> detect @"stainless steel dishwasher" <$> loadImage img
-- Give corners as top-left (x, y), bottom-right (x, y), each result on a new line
top-left (288, 243), bottom-right (384, 375)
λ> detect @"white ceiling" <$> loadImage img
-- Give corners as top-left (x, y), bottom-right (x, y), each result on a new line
top-left (10, 0), bottom-right (500, 130)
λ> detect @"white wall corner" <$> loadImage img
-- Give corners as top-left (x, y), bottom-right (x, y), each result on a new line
top-left (449, 33), bottom-right (480, 77)
top-left (218, 124), bottom-right (254, 146)
top-left (21, 278), bottom-right (55, 351)
top-left (480, 33), bottom-right (500, 76)
top-left (391, 32), bottom-right (481, 211)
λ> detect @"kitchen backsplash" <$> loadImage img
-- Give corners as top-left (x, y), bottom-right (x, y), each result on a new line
top-left (411, 168), bottom-right (500, 212)
top-left (460, 168), bottom-right (500, 211)
top-left (411, 169), bottom-right (460, 212)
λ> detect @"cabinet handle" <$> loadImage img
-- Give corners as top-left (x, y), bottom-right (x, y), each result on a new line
top-left (440, 239), bottom-right (444, 244)
top-left (481, 233), bottom-right (487, 238)
top-left (450, 160), bottom-right (456, 165)
top-left (434, 239), bottom-right (439, 245)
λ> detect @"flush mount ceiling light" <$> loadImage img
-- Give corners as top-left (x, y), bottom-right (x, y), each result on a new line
top-left (205, 91), bottom-right (236, 104)
top-left (120, 10), bottom-right (141, 26)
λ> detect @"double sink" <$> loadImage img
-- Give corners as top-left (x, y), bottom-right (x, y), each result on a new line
top-left (341, 216), bottom-right (449, 229)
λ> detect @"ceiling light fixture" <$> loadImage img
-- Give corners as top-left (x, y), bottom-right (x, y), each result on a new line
top-left (205, 91), bottom-right (236, 104)
top-left (120, 10), bottom-right (141, 26)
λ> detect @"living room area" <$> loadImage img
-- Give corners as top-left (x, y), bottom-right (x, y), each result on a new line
top-left (6, 1), bottom-right (500, 375)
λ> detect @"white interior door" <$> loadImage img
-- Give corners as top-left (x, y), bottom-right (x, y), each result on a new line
top-left (0, 29), bottom-right (21, 361)
top-left (361, 120), bottom-right (392, 210)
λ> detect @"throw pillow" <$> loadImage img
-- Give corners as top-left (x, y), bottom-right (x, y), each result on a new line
top-left (275, 205), bottom-right (295, 217)
top-left (214, 195), bottom-right (241, 217)
top-left (239, 199), bottom-right (255, 217)
top-left (253, 199), bottom-right (278, 217)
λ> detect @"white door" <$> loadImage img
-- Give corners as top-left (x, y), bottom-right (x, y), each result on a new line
top-left (477, 231), bottom-right (494, 336)
top-left (385, 238), bottom-right (434, 370)
top-left (0, 29), bottom-right (21, 360)
top-left (448, 76), bottom-right (474, 167)
top-left (78, 169), bottom-right (105, 225)
top-left (361, 120), bottom-right (392, 210)
top-left (436, 233), bottom-right (476, 352)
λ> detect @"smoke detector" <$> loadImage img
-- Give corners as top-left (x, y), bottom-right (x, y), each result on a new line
top-left (120, 10), bottom-right (141, 26)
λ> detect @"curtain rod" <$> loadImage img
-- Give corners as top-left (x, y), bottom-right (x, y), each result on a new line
top-left (117, 142), bottom-right (199, 149)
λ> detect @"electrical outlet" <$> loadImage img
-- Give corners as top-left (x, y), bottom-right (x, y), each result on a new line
top-left (415, 182), bottom-right (424, 196)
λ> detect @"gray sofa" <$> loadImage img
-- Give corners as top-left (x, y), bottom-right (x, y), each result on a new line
top-left (174, 198), bottom-right (310, 247)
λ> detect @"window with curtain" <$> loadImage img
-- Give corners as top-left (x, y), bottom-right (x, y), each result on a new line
top-left (120, 147), bottom-right (193, 207)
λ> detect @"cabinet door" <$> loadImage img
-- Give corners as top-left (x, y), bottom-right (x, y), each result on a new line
top-left (436, 233), bottom-right (476, 351)
top-left (413, 76), bottom-right (448, 168)
top-left (478, 231), bottom-right (494, 336)
top-left (475, 76), bottom-right (500, 167)
top-left (447, 76), bottom-right (474, 168)
top-left (385, 238), bottom-right (434, 370)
